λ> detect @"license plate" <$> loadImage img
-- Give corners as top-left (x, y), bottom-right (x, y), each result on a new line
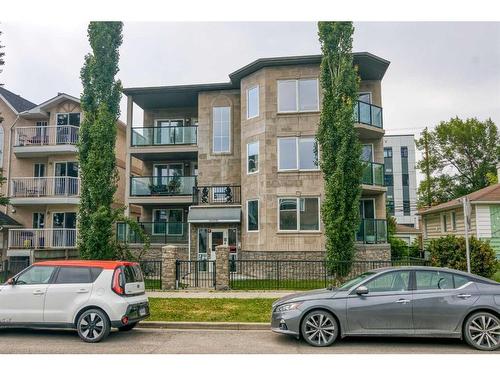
top-left (139, 307), bottom-right (147, 316)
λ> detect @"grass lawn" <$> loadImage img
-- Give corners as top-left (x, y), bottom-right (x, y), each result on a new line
top-left (147, 298), bottom-right (275, 322)
top-left (493, 270), bottom-right (500, 283)
top-left (230, 279), bottom-right (329, 290)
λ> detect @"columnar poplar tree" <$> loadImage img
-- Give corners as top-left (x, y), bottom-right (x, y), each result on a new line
top-left (78, 22), bottom-right (123, 259)
top-left (317, 22), bottom-right (362, 269)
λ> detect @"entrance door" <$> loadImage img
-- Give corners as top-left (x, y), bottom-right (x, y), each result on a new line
top-left (208, 230), bottom-right (226, 273)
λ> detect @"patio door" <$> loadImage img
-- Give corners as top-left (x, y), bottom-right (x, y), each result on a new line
top-left (152, 209), bottom-right (184, 236)
top-left (155, 119), bottom-right (184, 144)
top-left (52, 212), bottom-right (77, 248)
top-left (154, 164), bottom-right (184, 195)
top-left (359, 199), bottom-right (376, 243)
top-left (56, 113), bottom-right (80, 144)
top-left (54, 161), bottom-right (79, 195)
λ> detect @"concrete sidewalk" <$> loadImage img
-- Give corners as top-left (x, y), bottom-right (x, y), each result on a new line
top-left (146, 290), bottom-right (297, 299)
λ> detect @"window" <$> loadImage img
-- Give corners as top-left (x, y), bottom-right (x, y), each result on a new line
top-left (358, 92), bottom-right (372, 103)
top-left (442, 214), bottom-right (448, 232)
top-left (277, 79), bottom-right (319, 113)
top-left (386, 200), bottom-right (395, 216)
top-left (361, 144), bottom-right (373, 162)
top-left (401, 146), bottom-right (408, 158)
top-left (16, 266), bottom-right (55, 285)
top-left (34, 163), bottom-right (45, 178)
top-left (212, 106), bottom-right (231, 153)
top-left (57, 113), bottom-right (81, 126)
top-left (55, 267), bottom-right (91, 284)
top-left (153, 209), bottom-right (183, 235)
top-left (32, 212), bottom-right (45, 229)
top-left (247, 200), bottom-right (259, 231)
top-left (247, 86), bottom-right (259, 119)
top-left (424, 218), bottom-right (428, 239)
top-left (451, 212), bottom-right (457, 231)
top-left (416, 270), bottom-right (454, 290)
top-left (247, 141), bottom-right (259, 174)
top-left (454, 274), bottom-right (471, 288)
top-left (403, 201), bottom-right (411, 216)
top-left (278, 137), bottom-right (319, 171)
top-left (278, 197), bottom-right (320, 231)
top-left (364, 271), bottom-right (411, 292)
top-left (123, 264), bottom-right (144, 283)
top-left (384, 174), bottom-right (394, 187)
top-left (402, 174), bottom-right (409, 186)
top-left (383, 147), bottom-right (393, 158)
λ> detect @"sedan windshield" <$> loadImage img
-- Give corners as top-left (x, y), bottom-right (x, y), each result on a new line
top-left (337, 272), bottom-right (375, 291)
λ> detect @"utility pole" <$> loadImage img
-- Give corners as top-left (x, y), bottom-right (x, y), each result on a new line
top-left (423, 127), bottom-right (432, 207)
top-left (461, 197), bottom-right (471, 273)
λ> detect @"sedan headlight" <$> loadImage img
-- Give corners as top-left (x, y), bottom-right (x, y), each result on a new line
top-left (275, 302), bottom-right (303, 313)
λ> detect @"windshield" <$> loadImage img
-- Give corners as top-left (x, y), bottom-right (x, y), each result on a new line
top-left (337, 272), bottom-right (375, 291)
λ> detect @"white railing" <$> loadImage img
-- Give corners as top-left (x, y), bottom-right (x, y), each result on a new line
top-left (10, 177), bottom-right (80, 198)
top-left (8, 228), bottom-right (78, 249)
top-left (14, 125), bottom-right (79, 147)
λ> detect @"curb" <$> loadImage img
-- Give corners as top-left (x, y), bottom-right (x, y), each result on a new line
top-left (138, 321), bottom-right (270, 331)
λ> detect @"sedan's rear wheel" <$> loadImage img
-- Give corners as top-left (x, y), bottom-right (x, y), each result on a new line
top-left (301, 310), bottom-right (338, 347)
top-left (464, 312), bottom-right (500, 351)
top-left (77, 309), bottom-right (110, 343)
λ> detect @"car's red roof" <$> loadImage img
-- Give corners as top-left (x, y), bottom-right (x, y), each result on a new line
top-left (32, 260), bottom-right (138, 270)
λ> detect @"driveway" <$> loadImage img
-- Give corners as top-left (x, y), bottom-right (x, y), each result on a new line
top-left (0, 328), bottom-right (493, 354)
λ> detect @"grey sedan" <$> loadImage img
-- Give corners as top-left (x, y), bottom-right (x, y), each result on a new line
top-left (271, 266), bottom-right (500, 350)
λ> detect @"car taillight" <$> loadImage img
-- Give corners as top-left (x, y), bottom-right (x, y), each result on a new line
top-left (112, 267), bottom-right (125, 295)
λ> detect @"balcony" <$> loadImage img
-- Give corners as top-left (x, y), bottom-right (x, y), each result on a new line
top-left (354, 101), bottom-right (384, 139)
top-left (13, 126), bottom-right (79, 157)
top-left (8, 228), bottom-right (78, 249)
top-left (129, 176), bottom-right (196, 205)
top-left (361, 162), bottom-right (386, 194)
top-left (130, 126), bottom-right (198, 161)
top-left (10, 177), bottom-right (80, 205)
top-left (356, 219), bottom-right (387, 244)
top-left (193, 185), bottom-right (241, 205)
top-left (116, 222), bottom-right (188, 245)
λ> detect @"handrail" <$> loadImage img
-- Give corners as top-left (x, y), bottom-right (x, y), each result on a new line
top-left (10, 176), bottom-right (80, 197)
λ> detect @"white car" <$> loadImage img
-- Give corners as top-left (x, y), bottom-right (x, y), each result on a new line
top-left (0, 260), bottom-right (150, 343)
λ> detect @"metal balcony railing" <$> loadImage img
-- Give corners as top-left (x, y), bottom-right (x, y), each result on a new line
top-left (193, 185), bottom-right (241, 205)
top-left (116, 222), bottom-right (188, 244)
top-left (361, 162), bottom-right (385, 186)
top-left (14, 126), bottom-right (79, 146)
top-left (130, 176), bottom-right (197, 196)
top-left (356, 219), bottom-right (387, 244)
top-left (354, 100), bottom-right (383, 128)
top-left (8, 228), bottom-right (78, 249)
top-left (131, 126), bottom-right (197, 146)
top-left (10, 176), bottom-right (80, 198)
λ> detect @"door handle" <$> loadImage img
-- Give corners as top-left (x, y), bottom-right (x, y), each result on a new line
top-left (456, 293), bottom-right (472, 299)
top-left (33, 290), bottom-right (45, 295)
top-left (395, 299), bottom-right (410, 304)
top-left (76, 289), bottom-right (89, 294)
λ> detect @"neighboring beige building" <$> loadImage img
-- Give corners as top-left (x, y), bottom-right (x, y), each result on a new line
top-left (0, 87), bottom-right (129, 266)
top-left (121, 53), bottom-right (391, 262)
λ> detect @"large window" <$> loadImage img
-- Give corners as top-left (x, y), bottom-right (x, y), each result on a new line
top-left (277, 79), bottom-right (319, 113)
top-left (57, 113), bottom-right (81, 126)
top-left (278, 197), bottom-right (320, 231)
top-left (212, 106), bottom-right (231, 153)
top-left (247, 200), bottom-right (259, 231)
top-left (278, 137), bottom-right (319, 171)
top-left (247, 141), bottom-right (259, 174)
top-left (247, 85), bottom-right (259, 119)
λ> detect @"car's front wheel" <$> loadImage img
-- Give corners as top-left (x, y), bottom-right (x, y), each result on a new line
top-left (118, 322), bottom-right (138, 332)
top-left (301, 310), bottom-right (339, 347)
top-left (77, 309), bottom-right (111, 343)
top-left (464, 312), bottom-right (500, 351)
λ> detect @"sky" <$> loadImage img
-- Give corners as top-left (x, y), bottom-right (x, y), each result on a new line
top-left (1, 21), bottom-right (499, 139)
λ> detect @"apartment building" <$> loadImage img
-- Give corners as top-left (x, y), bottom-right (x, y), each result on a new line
top-left (383, 134), bottom-right (418, 227)
top-left (120, 53), bottom-right (391, 262)
top-left (0, 87), bottom-right (130, 266)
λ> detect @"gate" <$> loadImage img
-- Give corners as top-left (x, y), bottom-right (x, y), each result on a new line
top-left (176, 260), bottom-right (216, 289)
top-left (139, 260), bottom-right (162, 291)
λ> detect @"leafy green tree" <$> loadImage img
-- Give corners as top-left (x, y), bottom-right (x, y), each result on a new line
top-left (428, 235), bottom-right (498, 278)
top-left (416, 118), bottom-right (500, 207)
top-left (317, 22), bottom-right (362, 269)
top-left (78, 22), bottom-right (123, 259)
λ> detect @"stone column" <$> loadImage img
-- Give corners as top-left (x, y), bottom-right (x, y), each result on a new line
top-left (161, 245), bottom-right (179, 290)
top-left (215, 245), bottom-right (230, 290)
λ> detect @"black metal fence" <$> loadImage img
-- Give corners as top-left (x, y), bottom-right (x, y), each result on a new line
top-left (229, 258), bottom-right (430, 290)
top-left (139, 260), bottom-right (162, 291)
top-left (1, 258), bottom-right (31, 283)
top-left (176, 260), bottom-right (216, 289)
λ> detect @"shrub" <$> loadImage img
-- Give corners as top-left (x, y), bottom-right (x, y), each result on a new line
top-left (389, 236), bottom-right (410, 259)
top-left (428, 235), bottom-right (498, 278)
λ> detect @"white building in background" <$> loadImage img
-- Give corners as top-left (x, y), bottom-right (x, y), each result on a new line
top-left (383, 134), bottom-right (418, 228)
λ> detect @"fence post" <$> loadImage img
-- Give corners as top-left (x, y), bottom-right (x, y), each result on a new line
top-left (161, 245), bottom-right (179, 290)
top-left (215, 245), bottom-right (230, 290)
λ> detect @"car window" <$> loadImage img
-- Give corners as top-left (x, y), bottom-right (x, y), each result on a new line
top-left (90, 267), bottom-right (103, 282)
top-left (338, 272), bottom-right (375, 291)
top-left (364, 271), bottom-right (410, 292)
top-left (123, 265), bottom-right (144, 283)
top-left (453, 274), bottom-right (471, 288)
top-left (55, 267), bottom-right (91, 284)
top-left (416, 270), bottom-right (454, 290)
top-left (16, 266), bottom-right (55, 285)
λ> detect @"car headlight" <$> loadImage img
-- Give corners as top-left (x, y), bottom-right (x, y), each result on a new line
top-left (275, 302), bottom-right (303, 313)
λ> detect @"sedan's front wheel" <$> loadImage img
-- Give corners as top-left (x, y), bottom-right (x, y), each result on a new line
top-left (301, 310), bottom-right (339, 347)
top-left (464, 312), bottom-right (500, 351)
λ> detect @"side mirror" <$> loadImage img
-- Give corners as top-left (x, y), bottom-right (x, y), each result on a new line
top-left (7, 278), bottom-right (15, 285)
top-left (355, 285), bottom-right (369, 295)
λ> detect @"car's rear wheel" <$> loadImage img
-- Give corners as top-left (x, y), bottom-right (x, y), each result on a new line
top-left (77, 309), bottom-right (111, 343)
top-left (301, 310), bottom-right (339, 347)
top-left (464, 312), bottom-right (500, 351)
top-left (118, 322), bottom-right (138, 332)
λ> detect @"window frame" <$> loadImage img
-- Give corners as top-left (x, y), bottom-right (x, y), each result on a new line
top-left (277, 137), bottom-right (319, 172)
top-left (247, 141), bottom-right (259, 175)
top-left (451, 211), bottom-right (457, 231)
top-left (212, 106), bottom-right (232, 154)
top-left (441, 213), bottom-right (448, 233)
top-left (246, 199), bottom-right (259, 232)
top-left (246, 85), bottom-right (260, 120)
top-left (277, 78), bottom-right (319, 114)
top-left (277, 196), bottom-right (321, 232)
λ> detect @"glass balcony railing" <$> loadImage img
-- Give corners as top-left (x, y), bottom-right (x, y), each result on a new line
top-left (361, 162), bottom-right (384, 186)
top-left (356, 219), bottom-right (387, 244)
top-left (131, 126), bottom-right (197, 146)
top-left (130, 176), bottom-right (196, 196)
top-left (354, 100), bottom-right (383, 128)
top-left (116, 222), bottom-right (188, 244)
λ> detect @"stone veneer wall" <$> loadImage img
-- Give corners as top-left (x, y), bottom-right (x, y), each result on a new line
top-left (129, 245), bottom-right (189, 261)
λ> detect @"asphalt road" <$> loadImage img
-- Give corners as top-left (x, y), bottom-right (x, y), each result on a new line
top-left (0, 327), bottom-right (497, 354)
